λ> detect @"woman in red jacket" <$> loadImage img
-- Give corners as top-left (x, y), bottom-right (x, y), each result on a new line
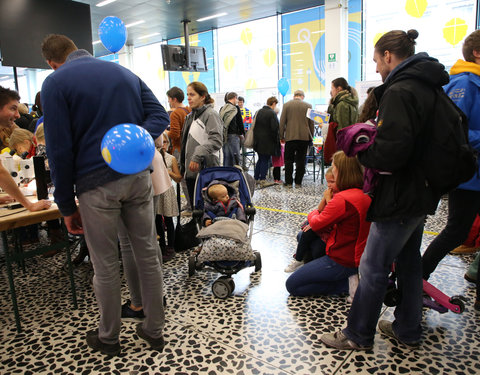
top-left (286, 151), bottom-right (371, 296)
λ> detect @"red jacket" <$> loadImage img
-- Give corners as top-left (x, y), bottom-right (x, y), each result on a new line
top-left (307, 188), bottom-right (371, 268)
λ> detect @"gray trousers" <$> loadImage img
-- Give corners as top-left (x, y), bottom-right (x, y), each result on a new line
top-left (118, 195), bottom-right (162, 308)
top-left (78, 171), bottom-right (164, 344)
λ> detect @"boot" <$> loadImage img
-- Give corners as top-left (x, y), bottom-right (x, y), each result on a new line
top-left (465, 252), bottom-right (479, 282)
top-left (162, 247), bottom-right (176, 262)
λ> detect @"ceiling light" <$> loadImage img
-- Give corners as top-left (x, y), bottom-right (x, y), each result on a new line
top-left (96, 0), bottom-right (117, 6)
top-left (92, 40), bottom-right (102, 45)
top-left (126, 20), bottom-right (145, 28)
top-left (138, 32), bottom-right (160, 40)
top-left (197, 12), bottom-right (227, 22)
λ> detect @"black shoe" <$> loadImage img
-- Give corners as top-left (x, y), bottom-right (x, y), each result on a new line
top-left (162, 247), bottom-right (176, 262)
top-left (121, 300), bottom-right (145, 319)
top-left (86, 330), bottom-right (121, 356)
top-left (136, 323), bottom-right (165, 351)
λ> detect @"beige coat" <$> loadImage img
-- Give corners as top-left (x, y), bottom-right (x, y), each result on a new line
top-left (279, 98), bottom-right (314, 142)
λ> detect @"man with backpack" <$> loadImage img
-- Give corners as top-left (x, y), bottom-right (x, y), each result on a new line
top-left (422, 29), bottom-right (480, 314)
top-left (321, 29), bottom-right (450, 350)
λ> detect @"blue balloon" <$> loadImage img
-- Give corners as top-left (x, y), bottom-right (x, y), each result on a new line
top-left (101, 124), bottom-right (155, 174)
top-left (278, 78), bottom-right (290, 96)
top-left (98, 16), bottom-right (127, 53)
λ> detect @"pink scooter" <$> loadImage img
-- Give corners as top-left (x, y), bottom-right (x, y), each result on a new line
top-left (384, 270), bottom-right (466, 314)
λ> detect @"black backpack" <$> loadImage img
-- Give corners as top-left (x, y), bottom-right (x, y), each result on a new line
top-left (422, 87), bottom-right (477, 195)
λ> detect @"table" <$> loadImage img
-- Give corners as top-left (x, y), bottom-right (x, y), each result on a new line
top-left (0, 202), bottom-right (78, 333)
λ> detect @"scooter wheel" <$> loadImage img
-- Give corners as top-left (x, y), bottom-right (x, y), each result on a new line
top-left (449, 296), bottom-right (465, 314)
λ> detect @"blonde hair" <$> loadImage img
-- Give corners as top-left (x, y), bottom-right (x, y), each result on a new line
top-left (35, 123), bottom-right (45, 144)
top-left (208, 184), bottom-right (227, 200)
top-left (17, 103), bottom-right (28, 115)
top-left (332, 151), bottom-right (364, 191)
top-left (8, 128), bottom-right (34, 150)
top-left (325, 166), bottom-right (334, 178)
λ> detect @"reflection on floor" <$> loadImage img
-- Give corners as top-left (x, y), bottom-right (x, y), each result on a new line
top-left (1, 170), bottom-right (479, 374)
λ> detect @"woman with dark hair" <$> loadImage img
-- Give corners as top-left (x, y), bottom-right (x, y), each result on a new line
top-left (219, 91), bottom-right (244, 166)
top-left (328, 77), bottom-right (359, 131)
top-left (180, 81), bottom-right (223, 206)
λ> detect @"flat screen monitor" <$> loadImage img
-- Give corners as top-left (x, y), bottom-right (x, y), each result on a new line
top-left (161, 44), bottom-right (208, 72)
top-left (0, 0), bottom-right (92, 69)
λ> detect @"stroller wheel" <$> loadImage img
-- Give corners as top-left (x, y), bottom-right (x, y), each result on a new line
top-left (212, 277), bottom-right (233, 299)
top-left (228, 278), bottom-right (235, 292)
top-left (188, 255), bottom-right (196, 277)
top-left (449, 296), bottom-right (465, 314)
top-left (254, 251), bottom-right (262, 272)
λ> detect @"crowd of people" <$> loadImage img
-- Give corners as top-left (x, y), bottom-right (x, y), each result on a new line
top-left (0, 26), bottom-right (479, 357)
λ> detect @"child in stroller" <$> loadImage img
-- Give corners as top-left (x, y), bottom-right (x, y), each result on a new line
top-left (188, 166), bottom-right (261, 298)
top-left (203, 181), bottom-right (247, 227)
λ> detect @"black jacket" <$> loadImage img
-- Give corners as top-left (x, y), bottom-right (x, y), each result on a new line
top-left (253, 106), bottom-right (280, 156)
top-left (358, 53), bottom-right (449, 221)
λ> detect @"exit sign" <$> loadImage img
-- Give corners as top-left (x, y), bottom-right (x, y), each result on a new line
top-left (328, 53), bottom-right (336, 62)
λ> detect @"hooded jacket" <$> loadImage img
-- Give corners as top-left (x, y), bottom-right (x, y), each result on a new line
top-left (357, 52), bottom-right (449, 221)
top-left (444, 59), bottom-right (480, 191)
top-left (327, 90), bottom-right (359, 131)
top-left (180, 104), bottom-right (223, 179)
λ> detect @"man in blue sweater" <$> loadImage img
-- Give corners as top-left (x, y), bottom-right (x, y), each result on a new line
top-left (41, 34), bottom-right (170, 356)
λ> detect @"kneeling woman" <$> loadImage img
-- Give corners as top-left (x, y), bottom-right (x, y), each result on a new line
top-left (286, 151), bottom-right (371, 296)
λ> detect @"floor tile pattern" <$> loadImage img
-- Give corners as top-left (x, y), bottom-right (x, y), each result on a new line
top-left (1, 169), bottom-right (479, 374)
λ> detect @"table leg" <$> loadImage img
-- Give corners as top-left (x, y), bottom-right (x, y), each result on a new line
top-left (2, 231), bottom-right (22, 333)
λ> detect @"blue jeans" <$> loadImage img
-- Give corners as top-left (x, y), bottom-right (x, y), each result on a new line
top-left (343, 215), bottom-right (425, 347)
top-left (286, 255), bottom-right (357, 296)
top-left (254, 153), bottom-right (270, 180)
top-left (223, 134), bottom-right (241, 167)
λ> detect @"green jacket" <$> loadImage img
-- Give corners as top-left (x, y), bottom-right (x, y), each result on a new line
top-left (327, 90), bottom-right (359, 131)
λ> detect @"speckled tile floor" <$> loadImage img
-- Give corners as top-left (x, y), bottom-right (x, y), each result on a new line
top-left (1, 166), bottom-right (479, 375)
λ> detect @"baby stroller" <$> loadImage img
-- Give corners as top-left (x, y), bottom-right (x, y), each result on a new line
top-left (188, 166), bottom-right (261, 299)
top-left (384, 265), bottom-right (466, 314)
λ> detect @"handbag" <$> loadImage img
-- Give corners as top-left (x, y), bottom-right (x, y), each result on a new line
top-left (243, 113), bottom-right (257, 149)
top-left (173, 184), bottom-right (200, 251)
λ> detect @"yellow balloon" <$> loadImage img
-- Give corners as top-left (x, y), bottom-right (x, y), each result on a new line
top-left (102, 148), bottom-right (112, 164)
top-left (263, 48), bottom-right (276, 67)
top-left (224, 56), bottom-right (235, 72)
top-left (405, 0), bottom-right (428, 18)
top-left (241, 28), bottom-right (253, 45)
top-left (443, 18), bottom-right (468, 46)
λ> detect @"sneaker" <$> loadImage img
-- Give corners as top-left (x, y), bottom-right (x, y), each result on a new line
top-left (274, 180), bottom-right (283, 184)
top-left (450, 245), bottom-right (480, 255)
top-left (86, 330), bottom-right (121, 356)
top-left (378, 320), bottom-right (420, 349)
top-left (284, 259), bottom-right (304, 273)
top-left (136, 323), bottom-right (165, 351)
top-left (464, 273), bottom-right (476, 283)
top-left (283, 183), bottom-right (292, 188)
top-left (320, 330), bottom-right (372, 350)
top-left (121, 300), bottom-right (145, 319)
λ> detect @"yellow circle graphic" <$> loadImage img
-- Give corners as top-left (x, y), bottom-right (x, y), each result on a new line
top-left (241, 28), bottom-right (253, 45)
top-left (224, 56), bottom-right (235, 72)
top-left (245, 78), bottom-right (257, 89)
top-left (102, 147), bottom-right (112, 164)
top-left (405, 0), bottom-right (428, 18)
top-left (373, 32), bottom-right (386, 47)
top-left (263, 48), bottom-right (276, 67)
top-left (443, 18), bottom-right (468, 46)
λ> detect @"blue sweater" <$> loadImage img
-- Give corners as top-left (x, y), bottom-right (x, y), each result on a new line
top-left (444, 60), bottom-right (480, 191)
top-left (41, 50), bottom-right (169, 215)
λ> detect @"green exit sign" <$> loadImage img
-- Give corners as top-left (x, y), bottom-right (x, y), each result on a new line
top-left (328, 53), bottom-right (336, 62)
